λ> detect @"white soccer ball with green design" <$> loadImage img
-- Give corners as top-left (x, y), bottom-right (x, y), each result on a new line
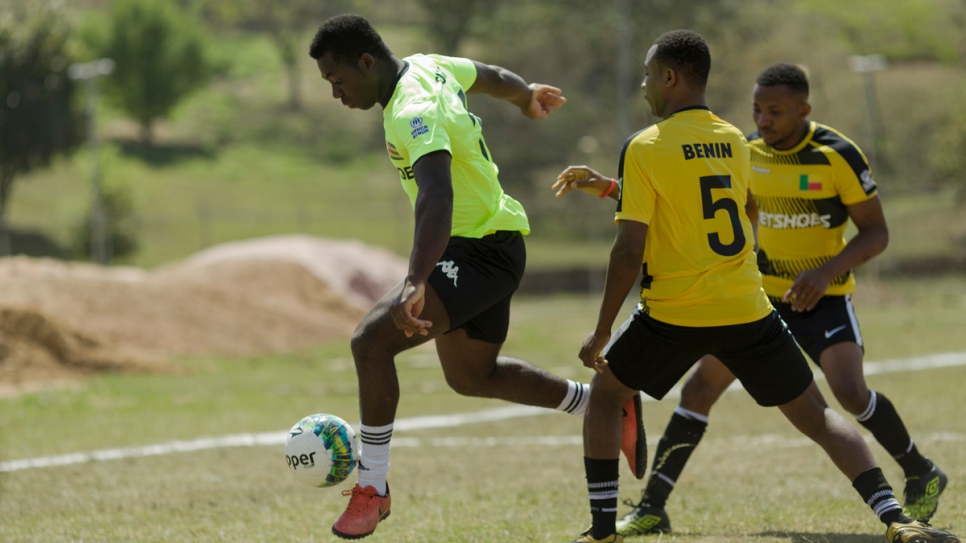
top-left (285, 413), bottom-right (358, 488)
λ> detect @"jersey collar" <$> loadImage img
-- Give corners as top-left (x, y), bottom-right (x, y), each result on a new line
top-left (768, 120), bottom-right (816, 155)
top-left (380, 61), bottom-right (410, 109)
top-left (667, 105), bottom-right (710, 117)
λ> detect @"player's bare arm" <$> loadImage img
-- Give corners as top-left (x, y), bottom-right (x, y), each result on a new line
top-left (391, 150), bottom-right (454, 336)
top-left (785, 195), bottom-right (888, 311)
top-left (468, 61), bottom-right (566, 119)
top-left (580, 220), bottom-right (647, 373)
top-left (553, 165), bottom-right (619, 199)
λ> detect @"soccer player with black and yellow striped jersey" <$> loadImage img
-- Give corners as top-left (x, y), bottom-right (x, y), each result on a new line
top-left (608, 63), bottom-right (950, 540)
top-left (556, 34), bottom-right (958, 543)
top-left (308, 14), bottom-right (646, 540)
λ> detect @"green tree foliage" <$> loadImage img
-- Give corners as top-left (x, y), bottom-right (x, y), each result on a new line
top-left (71, 179), bottom-right (140, 261)
top-left (0, 4), bottom-right (83, 254)
top-left (929, 100), bottom-right (966, 201)
top-left (199, 0), bottom-right (350, 110)
top-left (801, 0), bottom-right (965, 62)
top-left (91, 0), bottom-right (214, 144)
top-left (416, 0), bottom-right (499, 54)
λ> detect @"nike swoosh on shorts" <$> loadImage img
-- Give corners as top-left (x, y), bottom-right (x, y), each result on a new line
top-left (824, 325), bottom-right (847, 338)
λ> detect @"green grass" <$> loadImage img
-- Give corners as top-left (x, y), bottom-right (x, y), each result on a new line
top-left (2, 277), bottom-right (966, 542)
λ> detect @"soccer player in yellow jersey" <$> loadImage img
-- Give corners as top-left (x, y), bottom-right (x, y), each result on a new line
top-left (605, 63), bottom-right (951, 539)
top-left (307, 14), bottom-right (645, 539)
top-left (556, 31), bottom-right (959, 543)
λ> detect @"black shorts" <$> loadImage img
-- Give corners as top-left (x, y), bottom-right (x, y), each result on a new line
top-left (771, 294), bottom-right (864, 367)
top-left (426, 231), bottom-right (526, 344)
top-left (604, 308), bottom-right (814, 407)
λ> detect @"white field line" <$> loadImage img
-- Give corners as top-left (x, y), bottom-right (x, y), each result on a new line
top-left (3, 350), bottom-right (965, 473)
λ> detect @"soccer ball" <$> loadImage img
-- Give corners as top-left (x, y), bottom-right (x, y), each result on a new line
top-left (285, 413), bottom-right (359, 488)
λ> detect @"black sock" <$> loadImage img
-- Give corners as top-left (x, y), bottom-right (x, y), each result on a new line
top-left (585, 457), bottom-right (620, 540)
top-left (852, 467), bottom-right (910, 525)
top-left (855, 390), bottom-right (932, 477)
top-left (643, 410), bottom-right (707, 508)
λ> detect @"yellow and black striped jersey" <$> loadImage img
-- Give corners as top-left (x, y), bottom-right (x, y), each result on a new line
top-left (616, 107), bottom-right (772, 327)
top-left (748, 121), bottom-right (877, 297)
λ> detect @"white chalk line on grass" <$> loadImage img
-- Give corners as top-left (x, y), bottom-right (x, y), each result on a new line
top-left (3, 350), bottom-right (965, 473)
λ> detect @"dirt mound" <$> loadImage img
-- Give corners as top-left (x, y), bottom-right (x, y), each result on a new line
top-left (0, 235), bottom-right (406, 397)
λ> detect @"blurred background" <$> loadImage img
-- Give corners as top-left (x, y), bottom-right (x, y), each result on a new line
top-left (2, 0), bottom-right (965, 290)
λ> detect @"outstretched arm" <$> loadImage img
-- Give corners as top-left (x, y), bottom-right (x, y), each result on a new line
top-left (553, 165), bottom-right (619, 200)
top-left (468, 61), bottom-right (566, 119)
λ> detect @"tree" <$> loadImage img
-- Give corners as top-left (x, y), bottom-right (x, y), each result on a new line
top-left (0, 4), bottom-right (84, 255)
top-left (91, 0), bottom-right (214, 145)
top-left (416, 0), bottom-right (500, 55)
top-left (200, 0), bottom-right (346, 111)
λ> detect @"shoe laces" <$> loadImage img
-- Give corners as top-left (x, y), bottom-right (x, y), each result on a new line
top-left (342, 485), bottom-right (378, 515)
top-left (622, 497), bottom-right (651, 510)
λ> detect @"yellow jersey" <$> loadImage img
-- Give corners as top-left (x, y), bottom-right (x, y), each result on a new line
top-left (616, 107), bottom-right (772, 327)
top-left (748, 121), bottom-right (877, 297)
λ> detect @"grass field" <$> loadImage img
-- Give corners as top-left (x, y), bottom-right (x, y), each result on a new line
top-left (2, 276), bottom-right (966, 542)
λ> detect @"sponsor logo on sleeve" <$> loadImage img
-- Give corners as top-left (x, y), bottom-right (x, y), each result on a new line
top-left (410, 116), bottom-right (430, 139)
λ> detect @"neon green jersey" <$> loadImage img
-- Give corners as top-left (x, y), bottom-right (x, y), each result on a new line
top-left (616, 107), bottom-right (772, 327)
top-left (382, 54), bottom-right (530, 238)
top-left (749, 121), bottom-right (878, 298)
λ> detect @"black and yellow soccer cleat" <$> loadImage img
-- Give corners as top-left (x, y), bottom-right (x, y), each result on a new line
top-left (887, 520), bottom-right (960, 543)
top-left (615, 502), bottom-right (671, 536)
top-left (903, 462), bottom-right (948, 522)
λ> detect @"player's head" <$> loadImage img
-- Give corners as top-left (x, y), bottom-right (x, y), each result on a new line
top-left (309, 14), bottom-right (394, 111)
top-left (752, 62), bottom-right (811, 149)
top-left (642, 30), bottom-right (711, 118)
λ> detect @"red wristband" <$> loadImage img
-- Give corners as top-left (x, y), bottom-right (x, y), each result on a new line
top-left (599, 178), bottom-right (617, 198)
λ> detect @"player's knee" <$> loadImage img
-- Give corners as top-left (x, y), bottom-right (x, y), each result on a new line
top-left (680, 375), bottom-right (725, 411)
top-left (444, 373), bottom-right (486, 397)
top-left (832, 385), bottom-right (871, 415)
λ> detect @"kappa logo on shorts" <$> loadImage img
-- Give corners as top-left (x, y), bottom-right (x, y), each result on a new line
top-left (436, 260), bottom-right (459, 287)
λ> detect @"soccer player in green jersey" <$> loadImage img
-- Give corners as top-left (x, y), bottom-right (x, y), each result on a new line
top-left (307, 14), bottom-right (645, 539)
top-left (555, 31), bottom-right (959, 543)
top-left (603, 62), bottom-right (951, 539)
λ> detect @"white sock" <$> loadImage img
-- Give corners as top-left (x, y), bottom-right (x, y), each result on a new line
top-left (357, 422), bottom-right (392, 495)
top-left (557, 380), bottom-right (590, 417)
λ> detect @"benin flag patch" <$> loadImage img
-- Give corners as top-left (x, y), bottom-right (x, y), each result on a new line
top-left (800, 174), bottom-right (822, 191)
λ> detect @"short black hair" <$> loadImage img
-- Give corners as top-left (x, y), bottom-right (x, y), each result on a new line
top-left (652, 30), bottom-right (711, 89)
top-left (756, 63), bottom-right (809, 97)
top-left (308, 14), bottom-right (393, 63)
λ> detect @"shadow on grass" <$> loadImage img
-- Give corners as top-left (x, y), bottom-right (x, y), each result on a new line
top-left (757, 531), bottom-right (884, 542)
top-left (115, 139), bottom-right (217, 167)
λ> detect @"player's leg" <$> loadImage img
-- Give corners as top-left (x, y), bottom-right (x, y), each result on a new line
top-left (434, 295), bottom-right (642, 468)
top-left (788, 295), bottom-right (947, 521)
top-left (575, 366), bottom-right (639, 543)
top-left (577, 310), bottom-right (707, 542)
top-left (778, 380), bottom-right (958, 540)
top-left (332, 281), bottom-right (451, 539)
top-left (728, 312), bottom-right (958, 540)
top-left (618, 355), bottom-right (736, 536)
top-left (435, 327), bottom-right (576, 408)
top-left (431, 231), bottom-right (591, 415)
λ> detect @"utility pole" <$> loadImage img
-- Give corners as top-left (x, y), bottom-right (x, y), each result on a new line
top-left (847, 54), bottom-right (887, 176)
top-left (847, 54), bottom-right (887, 279)
top-left (68, 58), bottom-right (114, 265)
